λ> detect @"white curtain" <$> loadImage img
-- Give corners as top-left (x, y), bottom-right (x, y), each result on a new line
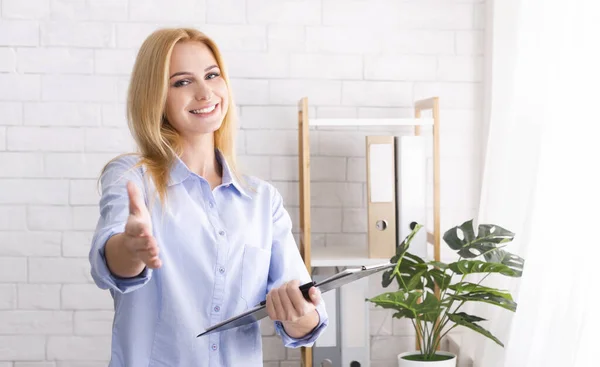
top-left (461, 0), bottom-right (600, 366)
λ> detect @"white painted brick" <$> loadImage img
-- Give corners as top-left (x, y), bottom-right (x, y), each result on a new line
top-left (129, 0), bottom-right (205, 21)
top-left (236, 128), bottom-right (246, 155)
top-left (0, 74), bottom-right (40, 101)
top-left (0, 284), bottom-right (16, 309)
top-left (263, 362), bottom-right (278, 367)
top-left (0, 20), bottom-right (39, 46)
top-left (311, 183), bottom-right (363, 208)
top-left (246, 130), bottom-right (297, 155)
top-left (94, 49), bottom-right (136, 75)
top-left (291, 54), bottom-right (363, 80)
top-left (69, 179), bottom-right (99, 205)
top-left (3, 0), bottom-right (50, 19)
top-left (318, 131), bottom-right (365, 157)
top-left (229, 79), bottom-right (269, 105)
top-left (0, 101), bottom-right (22, 125)
top-left (414, 82), bottom-right (482, 109)
top-left (41, 21), bottom-right (113, 47)
top-left (47, 336), bottom-right (110, 360)
top-left (315, 106), bottom-right (357, 118)
top-left (84, 128), bottom-right (135, 153)
top-left (325, 233), bottom-right (366, 248)
top-left (0, 206), bottom-right (26, 230)
top-left (0, 310), bottom-right (72, 334)
top-left (194, 24), bottom-right (268, 52)
top-left (0, 152), bottom-right (45, 177)
top-left (456, 31), bottom-right (484, 55)
top-left (281, 362), bottom-right (301, 367)
top-left (42, 75), bottom-right (119, 102)
top-left (6, 127), bottom-right (84, 152)
top-left (311, 156), bottom-right (347, 181)
top-left (0, 257), bottom-right (27, 282)
top-left (342, 81), bottom-right (413, 107)
top-left (307, 26), bottom-right (381, 54)
top-left (0, 231), bottom-right (61, 256)
top-left (223, 52), bottom-right (289, 79)
top-left (27, 205), bottom-right (72, 230)
top-left (0, 179), bottom-right (68, 204)
top-left (29, 257), bottom-right (92, 283)
top-left (247, 0), bottom-right (321, 25)
top-left (57, 362), bottom-right (108, 367)
top-left (87, 0), bottom-right (129, 21)
top-left (0, 47), bottom-right (16, 72)
top-left (24, 103), bottom-right (100, 127)
top-left (271, 156), bottom-right (297, 181)
top-left (44, 153), bottom-right (116, 178)
top-left (371, 336), bottom-right (415, 360)
top-left (0, 127), bottom-right (5, 150)
top-left (365, 55), bottom-right (436, 81)
top-left (261, 336), bottom-right (286, 361)
top-left (323, 0), bottom-right (402, 26)
top-left (268, 25), bottom-right (305, 52)
top-left (206, 0), bottom-right (246, 24)
top-left (49, 0), bottom-right (87, 19)
top-left (342, 208), bottom-right (367, 232)
top-left (370, 309), bottom-right (392, 336)
top-left (0, 362), bottom-right (10, 367)
top-left (17, 48), bottom-right (93, 74)
top-left (438, 56), bottom-right (483, 82)
top-left (72, 206), bottom-right (99, 230)
top-left (14, 363), bottom-right (57, 367)
top-left (473, 3), bottom-right (485, 30)
top-left (270, 80), bottom-right (341, 105)
top-left (259, 318), bottom-right (275, 336)
top-left (311, 208), bottom-right (342, 233)
top-left (392, 317), bottom-right (416, 336)
top-left (115, 23), bottom-right (163, 49)
top-left (381, 30), bottom-right (455, 55)
top-left (240, 105), bottom-right (299, 129)
top-left (238, 155), bottom-right (270, 181)
top-left (18, 284), bottom-right (61, 309)
top-left (0, 336), bottom-right (45, 360)
top-left (74, 311), bottom-right (113, 335)
top-left (101, 103), bottom-right (127, 127)
top-left (287, 347), bottom-right (300, 360)
top-left (347, 157), bottom-right (366, 182)
top-left (62, 231), bottom-right (93, 257)
top-left (62, 284), bottom-right (113, 310)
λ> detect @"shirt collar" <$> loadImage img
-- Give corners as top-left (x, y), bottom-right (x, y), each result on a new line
top-left (167, 149), bottom-right (250, 198)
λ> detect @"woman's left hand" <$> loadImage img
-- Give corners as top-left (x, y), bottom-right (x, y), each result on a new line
top-left (265, 279), bottom-right (321, 324)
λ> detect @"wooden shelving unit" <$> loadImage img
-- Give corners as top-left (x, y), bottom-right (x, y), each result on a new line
top-left (297, 97), bottom-right (441, 367)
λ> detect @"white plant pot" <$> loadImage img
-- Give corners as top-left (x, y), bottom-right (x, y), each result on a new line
top-left (397, 351), bottom-right (457, 367)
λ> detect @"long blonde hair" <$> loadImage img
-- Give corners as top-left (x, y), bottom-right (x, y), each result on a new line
top-left (101, 28), bottom-right (241, 207)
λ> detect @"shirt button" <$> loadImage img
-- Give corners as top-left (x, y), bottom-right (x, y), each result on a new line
top-left (209, 202), bottom-right (214, 208)
top-left (211, 344), bottom-right (218, 351)
top-left (219, 267), bottom-right (225, 274)
top-left (218, 230), bottom-right (225, 236)
top-left (214, 305), bottom-right (220, 312)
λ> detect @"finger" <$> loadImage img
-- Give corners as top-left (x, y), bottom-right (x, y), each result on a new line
top-left (271, 289), bottom-right (285, 321)
top-left (127, 181), bottom-right (144, 216)
top-left (125, 217), bottom-right (150, 237)
top-left (285, 280), bottom-right (307, 316)
top-left (309, 287), bottom-right (321, 306)
top-left (266, 292), bottom-right (277, 321)
top-left (279, 282), bottom-right (300, 320)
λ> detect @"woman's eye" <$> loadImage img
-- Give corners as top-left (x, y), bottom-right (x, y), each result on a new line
top-left (206, 72), bottom-right (220, 80)
top-left (173, 79), bottom-right (191, 87)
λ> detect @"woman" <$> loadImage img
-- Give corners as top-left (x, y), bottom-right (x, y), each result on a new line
top-left (89, 28), bottom-right (328, 367)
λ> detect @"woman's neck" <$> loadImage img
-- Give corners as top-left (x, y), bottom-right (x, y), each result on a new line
top-left (179, 134), bottom-right (222, 183)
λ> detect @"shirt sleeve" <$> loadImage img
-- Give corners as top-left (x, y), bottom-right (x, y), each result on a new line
top-left (267, 185), bottom-right (329, 348)
top-left (88, 155), bottom-right (153, 295)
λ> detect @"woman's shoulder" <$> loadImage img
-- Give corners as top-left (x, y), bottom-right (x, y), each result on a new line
top-left (100, 153), bottom-right (144, 181)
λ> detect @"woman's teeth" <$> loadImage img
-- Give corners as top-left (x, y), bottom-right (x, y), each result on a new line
top-left (190, 104), bottom-right (216, 114)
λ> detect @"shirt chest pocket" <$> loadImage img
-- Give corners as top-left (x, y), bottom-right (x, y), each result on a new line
top-left (240, 244), bottom-right (271, 308)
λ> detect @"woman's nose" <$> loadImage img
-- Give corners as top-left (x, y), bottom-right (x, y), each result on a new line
top-left (194, 81), bottom-right (212, 101)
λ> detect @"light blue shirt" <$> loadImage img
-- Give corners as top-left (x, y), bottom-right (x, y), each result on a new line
top-left (89, 151), bottom-right (328, 367)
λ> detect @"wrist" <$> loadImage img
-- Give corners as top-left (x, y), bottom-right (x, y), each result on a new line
top-left (282, 309), bottom-right (320, 339)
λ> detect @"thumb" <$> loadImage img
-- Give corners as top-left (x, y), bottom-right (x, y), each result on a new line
top-left (309, 287), bottom-right (321, 306)
top-left (127, 181), bottom-right (144, 216)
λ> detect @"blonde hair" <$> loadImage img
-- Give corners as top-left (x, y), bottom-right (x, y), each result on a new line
top-left (100, 28), bottom-right (241, 208)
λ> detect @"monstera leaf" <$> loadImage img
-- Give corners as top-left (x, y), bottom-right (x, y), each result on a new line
top-left (382, 222), bottom-right (425, 288)
top-left (444, 220), bottom-right (514, 257)
top-left (369, 291), bottom-right (441, 322)
top-left (449, 289), bottom-right (517, 312)
top-left (447, 312), bottom-right (504, 347)
top-left (448, 260), bottom-right (518, 277)
top-left (483, 248), bottom-right (524, 277)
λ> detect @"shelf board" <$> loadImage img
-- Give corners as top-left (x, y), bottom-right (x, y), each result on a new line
top-left (310, 246), bottom-right (391, 268)
top-left (309, 118), bottom-right (434, 127)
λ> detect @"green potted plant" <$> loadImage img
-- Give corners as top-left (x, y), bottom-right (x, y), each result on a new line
top-left (367, 220), bottom-right (525, 367)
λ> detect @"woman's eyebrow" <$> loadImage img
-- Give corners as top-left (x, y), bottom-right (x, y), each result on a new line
top-left (169, 65), bottom-right (218, 79)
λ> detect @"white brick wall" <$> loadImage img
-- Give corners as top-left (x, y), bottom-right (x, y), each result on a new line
top-left (0, 0), bottom-right (484, 365)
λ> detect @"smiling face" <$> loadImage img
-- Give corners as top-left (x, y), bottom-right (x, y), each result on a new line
top-left (164, 41), bottom-right (229, 138)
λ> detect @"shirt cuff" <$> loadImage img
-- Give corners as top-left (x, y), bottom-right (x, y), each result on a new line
top-left (274, 302), bottom-right (329, 348)
top-left (89, 226), bottom-right (153, 294)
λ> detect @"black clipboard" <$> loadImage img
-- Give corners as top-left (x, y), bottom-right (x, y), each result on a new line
top-left (196, 261), bottom-right (395, 337)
